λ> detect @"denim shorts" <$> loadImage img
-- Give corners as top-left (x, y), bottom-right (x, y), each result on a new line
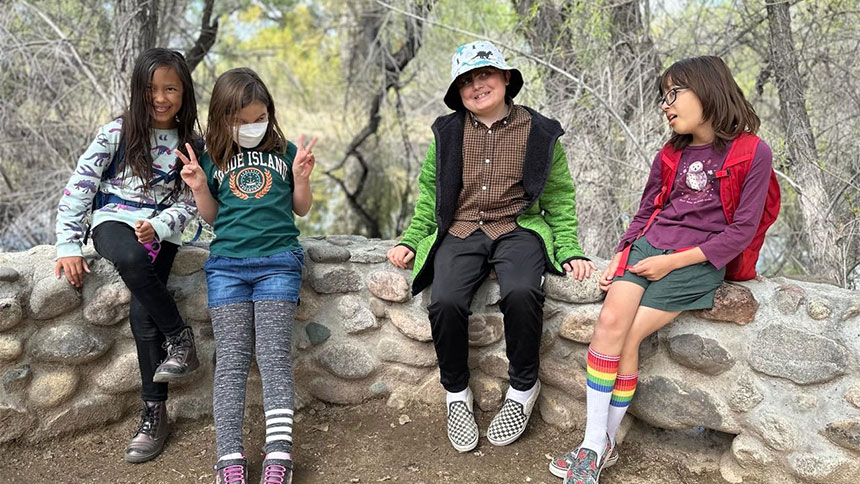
top-left (204, 248), bottom-right (304, 307)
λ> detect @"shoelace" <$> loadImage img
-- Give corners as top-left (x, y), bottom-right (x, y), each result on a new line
top-left (262, 464), bottom-right (287, 484)
top-left (162, 333), bottom-right (192, 356)
top-left (221, 465), bottom-right (245, 484)
top-left (136, 405), bottom-right (159, 436)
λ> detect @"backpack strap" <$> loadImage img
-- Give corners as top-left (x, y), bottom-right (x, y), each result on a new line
top-left (716, 133), bottom-right (760, 224)
top-left (615, 142), bottom-right (681, 277)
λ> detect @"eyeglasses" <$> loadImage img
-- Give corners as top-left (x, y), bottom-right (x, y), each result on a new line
top-left (660, 86), bottom-right (688, 107)
top-left (456, 67), bottom-right (499, 89)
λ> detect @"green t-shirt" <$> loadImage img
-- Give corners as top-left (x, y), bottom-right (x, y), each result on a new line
top-left (201, 143), bottom-right (300, 257)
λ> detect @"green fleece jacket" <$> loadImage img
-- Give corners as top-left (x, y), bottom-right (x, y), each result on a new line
top-left (399, 107), bottom-right (586, 295)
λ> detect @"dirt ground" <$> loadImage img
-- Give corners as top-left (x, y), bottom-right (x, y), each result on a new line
top-left (2, 400), bottom-right (731, 484)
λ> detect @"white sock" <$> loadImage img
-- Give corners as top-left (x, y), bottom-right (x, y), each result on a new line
top-left (606, 406), bottom-right (627, 447)
top-left (606, 372), bottom-right (638, 446)
top-left (218, 452), bottom-right (243, 462)
top-left (506, 381), bottom-right (537, 406)
top-left (265, 451), bottom-right (291, 461)
top-left (446, 387), bottom-right (471, 406)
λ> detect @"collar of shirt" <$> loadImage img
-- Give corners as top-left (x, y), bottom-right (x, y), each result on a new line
top-left (468, 99), bottom-right (515, 130)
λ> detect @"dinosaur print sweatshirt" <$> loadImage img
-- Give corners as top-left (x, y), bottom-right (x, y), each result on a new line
top-left (55, 118), bottom-right (197, 258)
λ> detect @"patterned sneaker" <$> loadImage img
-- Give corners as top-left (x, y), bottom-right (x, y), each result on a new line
top-left (447, 388), bottom-right (479, 452)
top-left (260, 458), bottom-right (292, 484)
top-left (563, 437), bottom-right (613, 484)
top-left (487, 380), bottom-right (541, 446)
top-left (215, 457), bottom-right (248, 484)
top-left (549, 441), bottom-right (618, 479)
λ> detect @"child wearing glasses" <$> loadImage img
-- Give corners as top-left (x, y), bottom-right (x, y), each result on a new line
top-left (550, 56), bottom-right (779, 484)
top-left (387, 41), bottom-right (594, 452)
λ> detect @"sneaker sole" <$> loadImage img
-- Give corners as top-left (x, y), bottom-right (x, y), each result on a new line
top-left (152, 358), bottom-right (200, 383)
top-left (449, 432), bottom-right (479, 453)
top-left (548, 452), bottom-right (618, 479)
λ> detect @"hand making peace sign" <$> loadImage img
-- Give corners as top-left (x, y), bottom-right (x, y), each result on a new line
top-left (292, 135), bottom-right (318, 182)
top-left (175, 142), bottom-right (207, 193)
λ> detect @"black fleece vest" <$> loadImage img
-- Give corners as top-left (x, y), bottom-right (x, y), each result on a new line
top-left (412, 106), bottom-right (565, 294)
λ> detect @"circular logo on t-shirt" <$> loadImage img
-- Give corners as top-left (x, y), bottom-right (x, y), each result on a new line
top-left (229, 167), bottom-right (273, 200)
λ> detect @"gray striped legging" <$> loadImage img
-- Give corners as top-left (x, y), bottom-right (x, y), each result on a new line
top-left (211, 300), bottom-right (296, 457)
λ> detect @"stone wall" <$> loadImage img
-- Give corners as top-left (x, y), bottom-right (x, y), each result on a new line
top-left (1, 236), bottom-right (858, 483)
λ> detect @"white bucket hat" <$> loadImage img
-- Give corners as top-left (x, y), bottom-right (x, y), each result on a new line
top-left (444, 40), bottom-right (524, 111)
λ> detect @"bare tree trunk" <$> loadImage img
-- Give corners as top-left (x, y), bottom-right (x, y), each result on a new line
top-left (767, 1), bottom-right (841, 284)
top-left (111, 0), bottom-right (159, 115)
top-left (514, 0), bottom-right (658, 257)
top-left (327, 0), bottom-right (437, 238)
top-left (185, 0), bottom-right (218, 73)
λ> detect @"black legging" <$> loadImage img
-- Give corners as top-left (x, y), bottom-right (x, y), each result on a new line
top-left (92, 221), bottom-right (185, 401)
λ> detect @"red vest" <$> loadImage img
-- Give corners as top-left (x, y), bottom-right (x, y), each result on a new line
top-left (616, 133), bottom-right (781, 281)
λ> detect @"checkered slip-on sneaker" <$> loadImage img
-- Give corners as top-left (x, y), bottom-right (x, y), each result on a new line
top-left (563, 438), bottom-right (613, 484)
top-left (487, 380), bottom-right (541, 446)
top-left (549, 442), bottom-right (618, 479)
top-left (447, 389), bottom-right (479, 452)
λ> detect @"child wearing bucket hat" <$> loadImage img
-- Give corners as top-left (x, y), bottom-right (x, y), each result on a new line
top-left (387, 40), bottom-right (594, 452)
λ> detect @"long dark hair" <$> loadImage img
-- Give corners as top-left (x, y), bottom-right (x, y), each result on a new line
top-left (121, 48), bottom-right (200, 197)
top-left (658, 56), bottom-right (760, 152)
top-left (206, 67), bottom-right (286, 170)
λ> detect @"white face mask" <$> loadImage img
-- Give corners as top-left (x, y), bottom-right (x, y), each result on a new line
top-left (233, 121), bottom-right (268, 148)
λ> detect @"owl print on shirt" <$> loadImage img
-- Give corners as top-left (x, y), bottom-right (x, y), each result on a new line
top-left (677, 157), bottom-right (719, 205)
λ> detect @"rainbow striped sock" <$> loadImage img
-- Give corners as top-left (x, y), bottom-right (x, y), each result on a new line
top-left (607, 372), bottom-right (638, 445)
top-left (582, 347), bottom-right (620, 454)
top-left (610, 373), bottom-right (638, 408)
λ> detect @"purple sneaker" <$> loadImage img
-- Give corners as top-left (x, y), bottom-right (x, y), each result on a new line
top-left (215, 457), bottom-right (247, 484)
top-left (260, 458), bottom-right (293, 484)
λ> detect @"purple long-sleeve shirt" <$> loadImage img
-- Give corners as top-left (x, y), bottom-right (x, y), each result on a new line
top-left (616, 139), bottom-right (773, 269)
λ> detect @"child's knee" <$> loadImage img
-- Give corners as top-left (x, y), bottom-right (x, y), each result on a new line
top-left (113, 249), bottom-right (151, 277)
top-left (594, 309), bottom-right (630, 340)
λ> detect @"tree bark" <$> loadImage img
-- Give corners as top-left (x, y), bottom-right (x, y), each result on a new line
top-left (767, 1), bottom-right (841, 284)
top-left (111, 0), bottom-right (159, 115)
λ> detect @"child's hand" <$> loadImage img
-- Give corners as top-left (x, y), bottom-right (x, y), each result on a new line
top-left (628, 254), bottom-right (676, 281)
top-left (293, 135), bottom-right (318, 182)
top-left (387, 245), bottom-right (415, 269)
top-left (563, 258), bottom-right (597, 281)
top-left (176, 142), bottom-right (207, 193)
top-left (600, 252), bottom-right (624, 292)
top-left (135, 220), bottom-right (156, 244)
top-left (55, 256), bottom-right (90, 287)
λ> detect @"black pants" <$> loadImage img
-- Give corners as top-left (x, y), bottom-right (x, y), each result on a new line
top-left (92, 221), bottom-right (185, 401)
top-left (428, 228), bottom-right (545, 392)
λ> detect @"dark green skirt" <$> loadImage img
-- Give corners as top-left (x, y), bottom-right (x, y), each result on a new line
top-left (614, 237), bottom-right (725, 311)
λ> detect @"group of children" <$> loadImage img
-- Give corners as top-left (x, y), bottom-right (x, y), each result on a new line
top-left (55, 39), bottom-right (777, 484)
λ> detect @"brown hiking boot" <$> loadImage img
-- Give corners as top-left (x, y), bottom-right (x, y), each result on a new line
top-left (125, 400), bottom-right (169, 463)
top-left (153, 326), bottom-right (200, 383)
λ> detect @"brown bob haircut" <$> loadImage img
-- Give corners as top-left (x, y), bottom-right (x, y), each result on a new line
top-left (206, 67), bottom-right (287, 170)
top-left (658, 56), bottom-right (760, 152)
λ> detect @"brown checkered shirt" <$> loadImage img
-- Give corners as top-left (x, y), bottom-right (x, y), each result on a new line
top-left (448, 104), bottom-right (532, 240)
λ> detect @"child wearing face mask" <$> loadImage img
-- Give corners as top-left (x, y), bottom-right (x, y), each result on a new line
top-left (177, 67), bottom-right (317, 484)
